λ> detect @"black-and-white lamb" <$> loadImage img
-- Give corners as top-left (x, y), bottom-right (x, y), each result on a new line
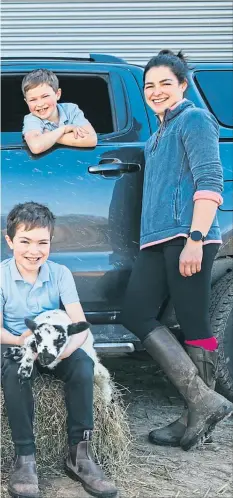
top-left (4, 309), bottom-right (112, 405)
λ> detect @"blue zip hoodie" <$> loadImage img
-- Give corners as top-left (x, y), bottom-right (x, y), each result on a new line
top-left (140, 99), bottom-right (223, 247)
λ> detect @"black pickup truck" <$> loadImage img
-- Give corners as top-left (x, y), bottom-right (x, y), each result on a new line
top-left (1, 54), bottom-right (233, 400)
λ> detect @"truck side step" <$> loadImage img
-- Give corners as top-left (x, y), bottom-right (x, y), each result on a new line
top-left (94, 342), bottom-right (135, 353)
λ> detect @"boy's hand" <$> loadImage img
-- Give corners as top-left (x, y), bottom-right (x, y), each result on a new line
top-left (16, 330), bottom-right (38, 360)
top-left (17, 329), bottom-right (33, 347)
top-left (63, 125), bottom-right (90, 139)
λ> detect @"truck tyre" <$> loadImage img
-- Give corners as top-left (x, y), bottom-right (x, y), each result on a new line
top-left (210, 271), bottom-right (233, 402)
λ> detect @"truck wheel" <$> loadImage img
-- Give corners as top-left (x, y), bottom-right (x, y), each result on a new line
top-left (210, 271), bottom-right (233, 402)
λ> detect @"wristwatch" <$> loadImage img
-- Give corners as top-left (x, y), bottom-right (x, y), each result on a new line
top-left (188, 230), bottom-right (205, 242)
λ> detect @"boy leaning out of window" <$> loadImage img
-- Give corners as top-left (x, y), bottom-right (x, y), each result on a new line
top-left (22, 69), bottom-right (97, 154)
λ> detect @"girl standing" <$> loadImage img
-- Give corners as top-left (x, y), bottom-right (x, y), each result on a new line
top-left (122, 50), bottom-right (233, 450)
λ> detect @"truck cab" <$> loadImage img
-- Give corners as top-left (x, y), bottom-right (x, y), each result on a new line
top-left (1, 54), bottom-right (233, 400)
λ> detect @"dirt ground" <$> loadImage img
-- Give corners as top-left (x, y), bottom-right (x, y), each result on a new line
top-left (1, 355), bottom-right (233, 498)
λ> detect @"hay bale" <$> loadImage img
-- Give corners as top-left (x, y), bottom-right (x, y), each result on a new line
top-left (1, 373), bottom-right (132, 480)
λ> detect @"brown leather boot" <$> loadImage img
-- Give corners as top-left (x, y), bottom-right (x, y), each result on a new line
top-left (8, 454), bottom-right (40, 498)
top-left (149, 347), bottom-right (218, 446)
top-left (65, 431), bottom-right (118, 498)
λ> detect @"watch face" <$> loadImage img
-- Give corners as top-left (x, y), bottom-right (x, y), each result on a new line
top-left (191, 230), bottom-right (203, 241)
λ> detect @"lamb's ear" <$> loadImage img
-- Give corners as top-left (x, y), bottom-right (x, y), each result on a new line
top-left (25, 318), bottom-right (37, 332)
top-left (67, 321), bottom-right (90, 336)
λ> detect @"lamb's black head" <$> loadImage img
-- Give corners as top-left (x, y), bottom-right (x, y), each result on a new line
top-left (25, 318), bottom-right (90, 366)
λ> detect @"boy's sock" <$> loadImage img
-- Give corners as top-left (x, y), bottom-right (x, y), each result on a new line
top-left (185, 337), bottom-right (218, 351)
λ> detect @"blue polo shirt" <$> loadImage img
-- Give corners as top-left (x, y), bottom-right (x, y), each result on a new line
top-left (22, 102), bottom-right (89, 136)
top-left (0, 258), bottom-right (80, 336)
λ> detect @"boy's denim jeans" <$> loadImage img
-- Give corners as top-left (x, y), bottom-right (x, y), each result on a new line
top-left (1, 345), bottom-right (94, 455)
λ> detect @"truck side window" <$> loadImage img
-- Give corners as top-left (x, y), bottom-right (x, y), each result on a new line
top-left (58, 75), bottom-right (114, 134)
top-left (1, 73), bottom-right (123, 135)
top-left (194, 70), bottom-right (233, 128)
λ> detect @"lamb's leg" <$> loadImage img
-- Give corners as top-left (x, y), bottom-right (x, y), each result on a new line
top-left (81, 331), bottom-right (113, 405)
top-left (94, 360), bottom-right (113, 405)
top-left (3, 347), bottom-right (24, 363)
top-left (18, 354), bottom-right (35, 382)
top-left (17, 337), bottom-right (37, 382)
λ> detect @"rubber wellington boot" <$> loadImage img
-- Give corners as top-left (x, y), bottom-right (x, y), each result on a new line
top-left (149, 347), bottom-right (218, 446)
top-left (143, 326), bottom-right (233, 451)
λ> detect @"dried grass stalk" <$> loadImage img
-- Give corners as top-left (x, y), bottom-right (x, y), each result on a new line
top-left (1, 373), bottom-right (132, 481)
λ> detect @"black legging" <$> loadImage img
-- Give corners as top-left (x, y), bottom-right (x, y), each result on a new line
top-left (121, 237), bottom-right (219, 342)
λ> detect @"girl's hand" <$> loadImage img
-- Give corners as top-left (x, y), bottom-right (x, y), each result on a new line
top-left (179, 239), bottom-right (203, 277)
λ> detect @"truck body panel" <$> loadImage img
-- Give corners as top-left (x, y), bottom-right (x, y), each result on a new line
top-left (1, 57), bottom-right (233, 331)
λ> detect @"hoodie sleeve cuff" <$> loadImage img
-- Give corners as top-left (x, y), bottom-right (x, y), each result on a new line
top-left (193, 190), bottom-right (223, 206)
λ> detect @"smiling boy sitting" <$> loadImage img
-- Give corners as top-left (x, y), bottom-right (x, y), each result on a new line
top-left (22, 69), bottom-right (97, 154)
top-left (1, 201), bottom-right (117, 498)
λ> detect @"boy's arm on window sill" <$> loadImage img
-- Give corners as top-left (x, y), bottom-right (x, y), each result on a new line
top-left (57, 126), bottom-right (97, 148)
top-left (24, 127), bottom-right (66, 154)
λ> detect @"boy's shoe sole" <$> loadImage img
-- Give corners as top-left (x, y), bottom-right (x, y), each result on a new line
top-left (64, 462), bottom-right (118, 498)
top-left (180, 401), bottom-right (233, 451)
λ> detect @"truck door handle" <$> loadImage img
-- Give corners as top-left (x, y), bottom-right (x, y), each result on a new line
top-left (88, 161), bottom-right (140, 175)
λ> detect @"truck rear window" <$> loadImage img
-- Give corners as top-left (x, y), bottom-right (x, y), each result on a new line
top-left (194, 70), bottom-right (233, 128)
top-left (1, 74), bottom-right (114, 134)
